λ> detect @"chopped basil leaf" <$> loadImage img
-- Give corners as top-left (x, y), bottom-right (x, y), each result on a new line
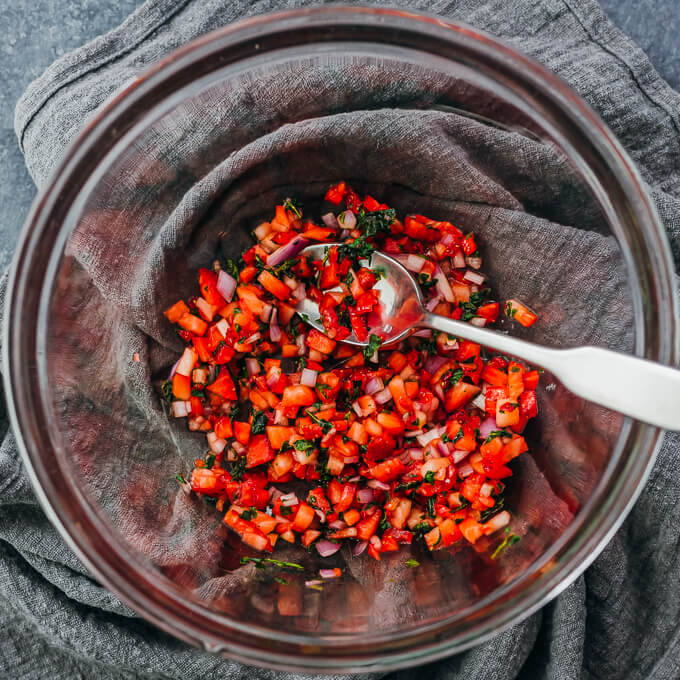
top-left (404, 558), bottom-right (420, 568)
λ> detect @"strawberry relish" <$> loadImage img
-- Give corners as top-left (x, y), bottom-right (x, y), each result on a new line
top-left (163, 183), bottom-right (539, 560)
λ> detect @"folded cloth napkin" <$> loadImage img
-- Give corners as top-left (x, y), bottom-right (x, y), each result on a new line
top-left (3, 1), bottom-right (680, 679)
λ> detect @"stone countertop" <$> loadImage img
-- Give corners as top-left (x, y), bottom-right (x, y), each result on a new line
top-left (0, 0), bottom-right (678, 272)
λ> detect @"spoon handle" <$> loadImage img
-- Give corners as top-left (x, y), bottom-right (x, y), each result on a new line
top-left (421, 311), bottom-right (680, 430)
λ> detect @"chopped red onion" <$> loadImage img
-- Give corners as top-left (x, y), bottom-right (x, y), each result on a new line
top-left (369, 535), bottom-right (382, 548)
top-left (291, 283), bottom-right (306, 302)
top-left (433, 383), bottom-right (445, 401)
top-left (458, 463), bottom-right (474, 478)
top-left (425, 295), bottom-right (443, 312)
top-left (452, 449), bottom-right (470, 464)
top-left (353, 541), bottom-right (368, 556)
top-left (232, 441), bottom-right (245, 454)
top-left (352, 401), bottom-right (364, 417)
top-left (207, 431), bottom-right (227, 454)
top-left (440, 232), bottom-right (456, 247)
top-left (365, 377), bottom-right (384, 395)
top-left (347, 476), bottom-right (361, 483)
top-left (170, 400), bottom-right (189, 418)
top-left (315, 540), bottom-right (341, 557)
top-left (374, 387), bottom-right (393, 404)
top-left (404, 430), bottom-right (423, 438)
top-left (328, 519), bottom-right (347, 530)
top-left (343, 455), bottom-right (360, 464)
top-left (300, 368), bottom-right (318, 387)
top-left (269, 487), bottom-right (283, 500)
top-left (479, 416), bottom-right (497, 439)
top-left (273, 409), bottom-right (288, 425)
top-left (466, 255), bottom-right (482, 269)
top-left (168, 358), bottom-right (180, 380)
top-left (253, 222), bottom-right (271, 241)
top-left (266, 235), bottom-right (310, 266)
top-left (424, 355), bottom-right (447, 374)
top-left (453, 249), bottom-right (466, 268)
top-left (319, 568), bottom-right (341, 579)
top-left (216, 270), bottom-right (237, 301)
top-left (469, 317), bottom-right (487, 328)
top-left (412, 329), bottom-right (432, 338)
top-left (357, 488), bottom-right (375, 504)
top-left (281, 494), bottom-right (299, 507)
top-left (408, 447), bottom-right (424, 461)
top-left (282, 275), bottom-right (298, 291)
top-left (215, 318), bottom-right (229, 337)
top-left (404, 254), bottom-right (424, 273)
top-left (246, 358), bottom-right (261, 376)
top-left (259, 303), bottom-right (273, 323)
top-left (483, 510), bottom-right (511, 531)
top-left (269, 307), bottom-right (281, 342)
top-left (243, 332), bottom-right (261, 345)
top-left (471, 393), bottom-right (486, 410)
top-left (416, 428), bottom-right (441, 447)
top-left (463, 269), bottom-right (486, 285)
top-left (266, 366), bottom-right (282, 389)
top-left (339, 228), bottom-right (350, 239)
top-left (367, 479), bottom-right (390, 491)
top-left (338, 210), bottom-right (356, 229)
top-left (480, 482), bottom-right (494, 498)
top-left (433, 266), bottom-right (455, 302)
top-left (314, 508), bottom-right (326, 523)
top-left (305, 579), bottom-right (323, 588)
top-left (295, 334), bottom-right (307, 355)
top-left (437, 440), bottom-right (450, 457)
top-left (322, 213), bottom-right (339, 228)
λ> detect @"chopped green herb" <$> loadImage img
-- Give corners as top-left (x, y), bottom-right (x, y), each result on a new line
top-left (484, 429), bottom-right (514, 443)
top-left (504, 301), bottom-right (517, 318)
top-left (230, 455), bottom-right (247, 482)
top-left (426, 496), bottom-right (436, 518)
top-left (240, 507), bottom-right (257, 520)
top-left (174, 473), bottom-right (187, 485)
top-left (224, 258), bottom-right (240, 279)
top-left (274, 576), bottom-right (289, 585)
top-left (250, 410), bottom-right (268, 435)
top-left (357, 208), bottom-right (396, 237)
top-left (491, 533), bottom-right (520, 560)
top-left (306, 409), bottom-right (333, 434)
top-left (294, 439), bottom-right (316, 454)
top-left (161, 381), bottom-right (173, 404)
top-left (419, 273), bottom-right (438, 291)
top-left (379, 512), bottom-right (390, 531)
top-left (283, 197), bottom-right (302, 218)
top-left (510, 366), bottom-right (521, 373)
top-left (337, 236), bottom-right (375, 260)
top-left (419, 337), bottom-right (438, 355)
top-left (404, 558), bottom-right (420, 568)
top-left (204, 454), bottom-right (216, 469)
top-left (413, 521), bottom-right (432, 536)
top-left (240, 556), bottom-right (304, 570)
top-left (423, 471), bottom-right (436, 485)
top-left (363, 333), bottom-right (383, 359)
top-left (316, 383), bottom-right (331, 398)
top-left (190, 388), bottom-right (205, 397)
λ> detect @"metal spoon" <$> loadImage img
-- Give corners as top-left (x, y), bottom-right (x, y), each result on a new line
top-left (295, 243), bottom-right (680, 430)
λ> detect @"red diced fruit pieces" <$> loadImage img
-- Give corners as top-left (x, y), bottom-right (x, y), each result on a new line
top-left (162, 183), bottom-right (539, 560)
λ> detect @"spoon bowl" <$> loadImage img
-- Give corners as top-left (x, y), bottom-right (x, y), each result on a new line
top-left (296, 243), bottom-right (426, 346)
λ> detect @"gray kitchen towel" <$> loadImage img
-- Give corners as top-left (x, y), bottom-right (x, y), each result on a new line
top-left (3, 0), bottom-right (680, 679)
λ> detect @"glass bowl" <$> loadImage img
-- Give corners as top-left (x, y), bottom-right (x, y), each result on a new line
top-left (5, 5), bottom-right (677, 673)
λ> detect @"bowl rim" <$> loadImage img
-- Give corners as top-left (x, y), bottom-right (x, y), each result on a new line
top-left (4, 5), bottom-right (677, 673)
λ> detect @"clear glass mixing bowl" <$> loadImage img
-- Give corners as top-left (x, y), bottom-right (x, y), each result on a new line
top-left (4, 6), bottom-right (678, 673)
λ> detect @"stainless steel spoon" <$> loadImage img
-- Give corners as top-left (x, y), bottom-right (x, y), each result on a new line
top-left (295, 243), bottom-right (680, 431)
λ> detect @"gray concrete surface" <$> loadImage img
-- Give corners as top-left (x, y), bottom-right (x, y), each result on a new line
top-left (0, 0), bottom-right (677, 274)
